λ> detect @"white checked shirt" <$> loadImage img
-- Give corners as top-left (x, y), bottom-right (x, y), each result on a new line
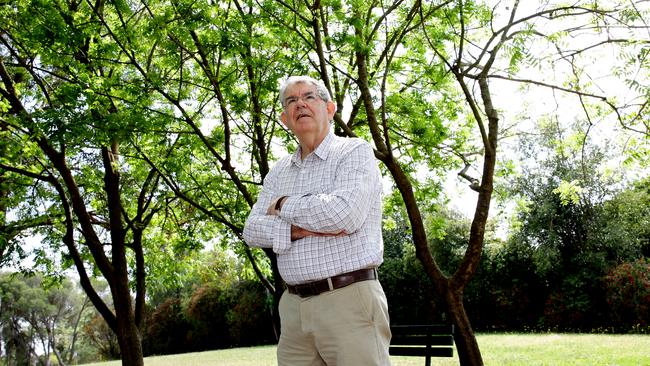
top-left (243, 132), bottom-right (384, 285)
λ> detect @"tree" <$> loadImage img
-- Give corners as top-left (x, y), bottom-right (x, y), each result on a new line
top-left (602, 177), bottom-right (650, 258)
top-left (76, 0), bottom-right (305, 336)
top-left (0, 272), bottom-right (88, 366)
top-left (0, 1), bottom-right (195, 364)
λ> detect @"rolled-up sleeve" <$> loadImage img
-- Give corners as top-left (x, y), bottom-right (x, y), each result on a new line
top-left (242, 174), bottom-right (293, 254)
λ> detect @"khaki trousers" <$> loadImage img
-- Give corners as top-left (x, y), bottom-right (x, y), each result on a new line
top-left (277, 279), bottom-right (392, 366)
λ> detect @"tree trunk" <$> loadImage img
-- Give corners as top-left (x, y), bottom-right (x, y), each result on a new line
top-left (102, 145), bottom-right (145, 366)
top-left (113, 288), bottom-right (144, 366)
top-left (115, 322), bottom-right (143, 366)
top-left (446, 289), bottom-right (483, 365)
top-left (264, 248), bottom-right (283, 339)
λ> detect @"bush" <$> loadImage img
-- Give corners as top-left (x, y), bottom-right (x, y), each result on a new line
top-left (183, 280), bottom-right (275, 351)
top-left (224, 281), bottom-right (275, 346)
top-left (82, 314), bottom-right (120, 360)
top-left (140, 279), bottom-right (275, 355)
top-left (466, 238), bottom-right (546, 331)
top-left (185, 284), bottom-right (231, 351)
top-left (381, 220), bottom-right (445, 326)
top-left (143, 298), bottom-right (191, 356)
top-left (603, 258), bottom-right (650, 330)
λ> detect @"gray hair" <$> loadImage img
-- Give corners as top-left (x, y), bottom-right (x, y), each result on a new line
top-left (278, 76), bottom-right (332, 108)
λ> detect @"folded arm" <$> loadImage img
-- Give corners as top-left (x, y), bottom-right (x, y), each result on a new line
top-left (278, 143), bottom-right (380, 234)
top-left (243, 142), bottom-right (380, 253)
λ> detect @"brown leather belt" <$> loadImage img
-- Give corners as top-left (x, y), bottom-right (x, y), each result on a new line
top-left (286, 268), bottom-right (378, 298)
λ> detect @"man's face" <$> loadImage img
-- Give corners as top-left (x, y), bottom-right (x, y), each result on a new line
top-left (280, 82), bottom-right (336, 140)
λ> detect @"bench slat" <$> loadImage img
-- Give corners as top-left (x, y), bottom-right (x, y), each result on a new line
top-left (389, 346), bottom-right (454, 358)
top-left (390, 324), bottom-right (453, 335)
top-left (391, 334), bottom-right (454, 346)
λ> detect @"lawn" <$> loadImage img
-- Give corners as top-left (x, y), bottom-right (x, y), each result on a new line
top-left (80, 333), bottom-right (650, 366)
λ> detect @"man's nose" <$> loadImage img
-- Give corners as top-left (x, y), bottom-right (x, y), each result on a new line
top-left (295, 97), bottom-right (308, 107)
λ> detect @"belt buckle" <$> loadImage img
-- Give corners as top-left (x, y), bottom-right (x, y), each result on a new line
top-left (293, 285), bottom-right (304, 297)
top-left (294, 283), bottom-right (312, 297)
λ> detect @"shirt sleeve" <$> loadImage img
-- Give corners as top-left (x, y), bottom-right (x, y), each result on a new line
top-left (279, 141), bottom-right (380, 234)
top-left (242, 170), bottom-right (293, 254)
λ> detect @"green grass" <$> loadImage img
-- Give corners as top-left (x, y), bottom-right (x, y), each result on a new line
top-left (80, 333), bottom-right (650, 366)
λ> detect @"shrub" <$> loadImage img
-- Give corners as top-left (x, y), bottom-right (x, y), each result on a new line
top-left (603, 258), bottom-right (650, 330)
top-left (82, 314), bottom-right (120, 360)
top-left (224, 281), bottom-right (275, 346)
top-left (184, 280), bottom-right (275, 351)
top-left (143, 298), bottom-right (191, 356)
top-left (185, 284), bottom-right (230, 351)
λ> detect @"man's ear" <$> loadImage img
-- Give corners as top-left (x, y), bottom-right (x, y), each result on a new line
top-left (326, 101), bottom-right (337, 119)
top-left (280, 110), bottom-right (288, 126)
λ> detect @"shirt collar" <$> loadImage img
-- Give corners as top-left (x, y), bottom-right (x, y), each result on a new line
top-left (291, 131), bottom-right (334, 166)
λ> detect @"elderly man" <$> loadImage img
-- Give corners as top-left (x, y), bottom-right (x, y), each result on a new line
top-left (243, 75), bottom-right (391, 365)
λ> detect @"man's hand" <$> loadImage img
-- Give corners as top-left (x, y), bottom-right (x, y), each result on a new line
top-left (267, 196), bottom-right (287, 216)
top-left (267, 196), bottom-right (348, 240)
top-left (291, 225), bottom-right (347, 241)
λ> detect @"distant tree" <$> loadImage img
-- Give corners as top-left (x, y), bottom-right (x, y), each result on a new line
top-left (145, 244), bottom-right (243, 309)
top-left (0, 274), bottom-right (33, 365)
top-left (601, 177), bottom-right (650, 258)
top-left (0, 273), bottom-right (88, 365)
top-left (505, 111), bottom-right (649, 329)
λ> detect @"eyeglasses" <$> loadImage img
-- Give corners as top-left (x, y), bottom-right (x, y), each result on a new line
top-left (283, 92), bottom-right (324, 107)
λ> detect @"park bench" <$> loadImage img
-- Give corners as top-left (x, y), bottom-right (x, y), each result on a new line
top-left (389, 324), bottom-right (455, 365)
